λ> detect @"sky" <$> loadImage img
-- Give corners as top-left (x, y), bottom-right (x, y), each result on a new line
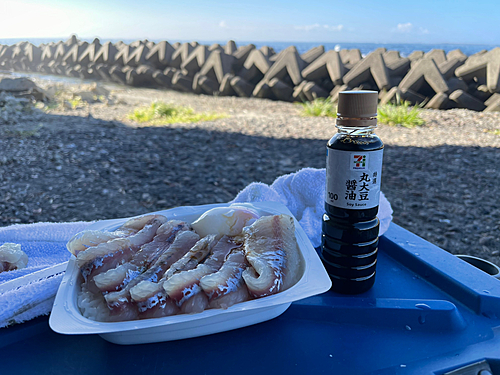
top-left (0, 0), bottom-right (499, 45)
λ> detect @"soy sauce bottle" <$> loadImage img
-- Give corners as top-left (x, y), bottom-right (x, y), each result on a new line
top-left (321, 91), bottom-right (384, 294)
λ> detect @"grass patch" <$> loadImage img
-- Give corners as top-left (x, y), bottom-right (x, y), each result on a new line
top-left (378, 100), bottom-right (425, 128)
top-left (128, 102), bottom-right (227, 125)
top-left (68, 95), bottom-right (84, 110)
top-left (299, 97), bottom-right (336, 117)
top-left (487, 129), bottom-right (500, 136)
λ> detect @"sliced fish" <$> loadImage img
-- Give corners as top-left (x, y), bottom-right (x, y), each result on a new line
top-left (67, 214), bottom-right (167, 256)
top-left (163, 235), bottom-right (241, 313)
top-left (105, 230), bottom-right (200, 312)
top-left (200, 249), bottom-right (249, 309)
top-left (93, 220), bottom-right (192, 293)
top-left (242, 214), bottom-right (303, 298)
top-left (76, 216), bottom-right (165, 282)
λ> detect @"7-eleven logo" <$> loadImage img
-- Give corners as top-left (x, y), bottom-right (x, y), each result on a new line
top-left (352, 154), bottom-right (367, 169)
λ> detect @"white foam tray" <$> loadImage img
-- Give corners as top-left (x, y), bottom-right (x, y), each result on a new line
top-left (49, 202), bottom-right (331, 345)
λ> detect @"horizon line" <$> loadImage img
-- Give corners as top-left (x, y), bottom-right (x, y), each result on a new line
top-left (0, 36), bottom-right (498, 47)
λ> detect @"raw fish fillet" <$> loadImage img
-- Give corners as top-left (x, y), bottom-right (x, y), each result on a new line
top-left (131, 234), bottom-right (221, 316)
top-left (93, 220), bottom-right (192, 293)
top-left (76, 216), bottom-right (165, 281)
top-left (200, 249), bottom-right (250, 309)
top-left (242, 214), bottom-right (303, 298)
top-left (0, 243), bottom-right (28, 273)
top-left (163, 235), bottom-right (241, 313)
top-left (67, 214), bottom-right (167, 256)
top-left (191, 205), bottom-right (259, 237)
top-left (180, 292), bottom-right (208, 314)
top-left (105, 230), bottom-right (200, 312)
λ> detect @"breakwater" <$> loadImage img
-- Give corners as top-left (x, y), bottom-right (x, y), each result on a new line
top-left (0, 36), bottom-right (499, 111)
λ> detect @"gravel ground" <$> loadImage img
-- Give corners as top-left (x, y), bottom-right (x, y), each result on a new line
top-left (1, 77), bottom-right (500, 265)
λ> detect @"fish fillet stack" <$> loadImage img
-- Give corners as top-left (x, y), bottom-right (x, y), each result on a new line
top-left (68, 207), bottom-right (304, 322)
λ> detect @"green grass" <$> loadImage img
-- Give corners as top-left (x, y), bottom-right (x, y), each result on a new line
top-left (487, 129), bottom-right (500, 136)
top-left (299, 97), bottom-right (336, 117)
top-left (68, 96), bottom-right (84, 109)
top-left (378, 100), bottom-right (425, 128)
top-left (127, 102), bottom-right (227, 125)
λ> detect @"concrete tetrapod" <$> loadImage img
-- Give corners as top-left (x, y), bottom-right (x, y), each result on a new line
top-left (484, 93), bottom-right (500, 112)
top-left (199, 50), bottom-right (235, 84)
top-left (263, 46), bottom-right (305, 86)
top-left (78, 39), bottom-right (101, 66)
top-left (181, 45), bottom-right (210, 76)
top-left (423, 49), bottom-right (447, 65)
top-left (340, 49), bottom-right (362, 69)
top-left (218, 73), bottom-right (237, 96)
top-left (232, 44), bottom-right (255, 70)
top-left (342, 49), bottom-right (391, 91)
top-left (455, 47), bottom-right (500, 93)
top-left (230, 76), bottom-right (254, 97)
top-left (424, 92), bottom-right (449, 109)
top-left (170, 42), bottom-right (196, 69)
top-left (145, 41), bottom-right (175, 69)
top-left (152, 67), bottom-right (177, 88)
top-left (399, 58), bottom-right (449, 95)
top-left (125, 44), bottom-right (149, 67)
top-left (224, 40), bottom-right (237, 55)
top-left (438, 58), bottom-right (466, 80)
top-left (239, 49), bottom-right (272, 83)
top-left (114, 45), bottom-right (130, 66)
top-left (93, 42), bottom-right (119, 65)
top-left (126, 65), bottom-right (156, 87)
top-left (447, 49), bottom-right (468, 62)
top-left (301, 50), bottom-right (346, 86)
top-left (62, 42), bottom-right (89, 66)
top-left (408, 50), bottom-right (424, 61)
top-left (300, 45), bottom-right (325, 64)
top-left (268, 78), bottom-right (294, 101)
top-left (449, 89), bottom-right (486, 111)
top-left (40, 45), bottom-right (55, 63)
top-left (22, 44), bottom-right (42, 68)
top-left (171, 70), bottom-right (194, 93)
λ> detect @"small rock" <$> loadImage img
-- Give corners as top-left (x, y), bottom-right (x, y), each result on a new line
top-left (0, 77), bottom-right (37, 92)
top-left (479, 236), bottom-right (495, 246)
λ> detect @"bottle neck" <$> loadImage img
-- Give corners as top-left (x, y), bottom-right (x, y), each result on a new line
top-left (336, 125), bottom-right (377, 136)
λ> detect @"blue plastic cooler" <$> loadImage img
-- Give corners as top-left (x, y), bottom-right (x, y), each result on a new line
top-left (1, 223), bottom-right (500, 374)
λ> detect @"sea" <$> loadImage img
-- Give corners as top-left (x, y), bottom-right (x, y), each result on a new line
top-left (0, 37), bottom-right (497, 57)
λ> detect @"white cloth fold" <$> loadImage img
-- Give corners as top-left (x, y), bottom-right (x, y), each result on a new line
top-left (0, 168), bottom-right (392, 328)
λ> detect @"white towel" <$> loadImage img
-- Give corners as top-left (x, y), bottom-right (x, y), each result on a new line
top-left (232, 168), bottom-right (393, 248)
top-left (0, 168), bottom-right (392, 327)
top-left (0, 221), bottom-right (92, 328)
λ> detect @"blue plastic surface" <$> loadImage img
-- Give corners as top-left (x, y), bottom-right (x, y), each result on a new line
top-left (1, 223), bottom-right (500, 374)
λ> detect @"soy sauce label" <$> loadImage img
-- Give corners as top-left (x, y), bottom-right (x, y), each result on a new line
top-left (325, 149), bottom-right (383, 210)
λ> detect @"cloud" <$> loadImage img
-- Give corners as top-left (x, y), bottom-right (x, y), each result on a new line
top-left (219, 20), bottom-right (228, 28)
top-left (419, 27), bottom-right (430, 34)
top-left (396, 22), bottom-right (413, 33)
top-left (294, 24), bottom-right (344, 32)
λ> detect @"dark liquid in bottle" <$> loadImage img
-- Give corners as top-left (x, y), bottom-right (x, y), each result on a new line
top-left (321, 134), bottom-right (384, 294)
